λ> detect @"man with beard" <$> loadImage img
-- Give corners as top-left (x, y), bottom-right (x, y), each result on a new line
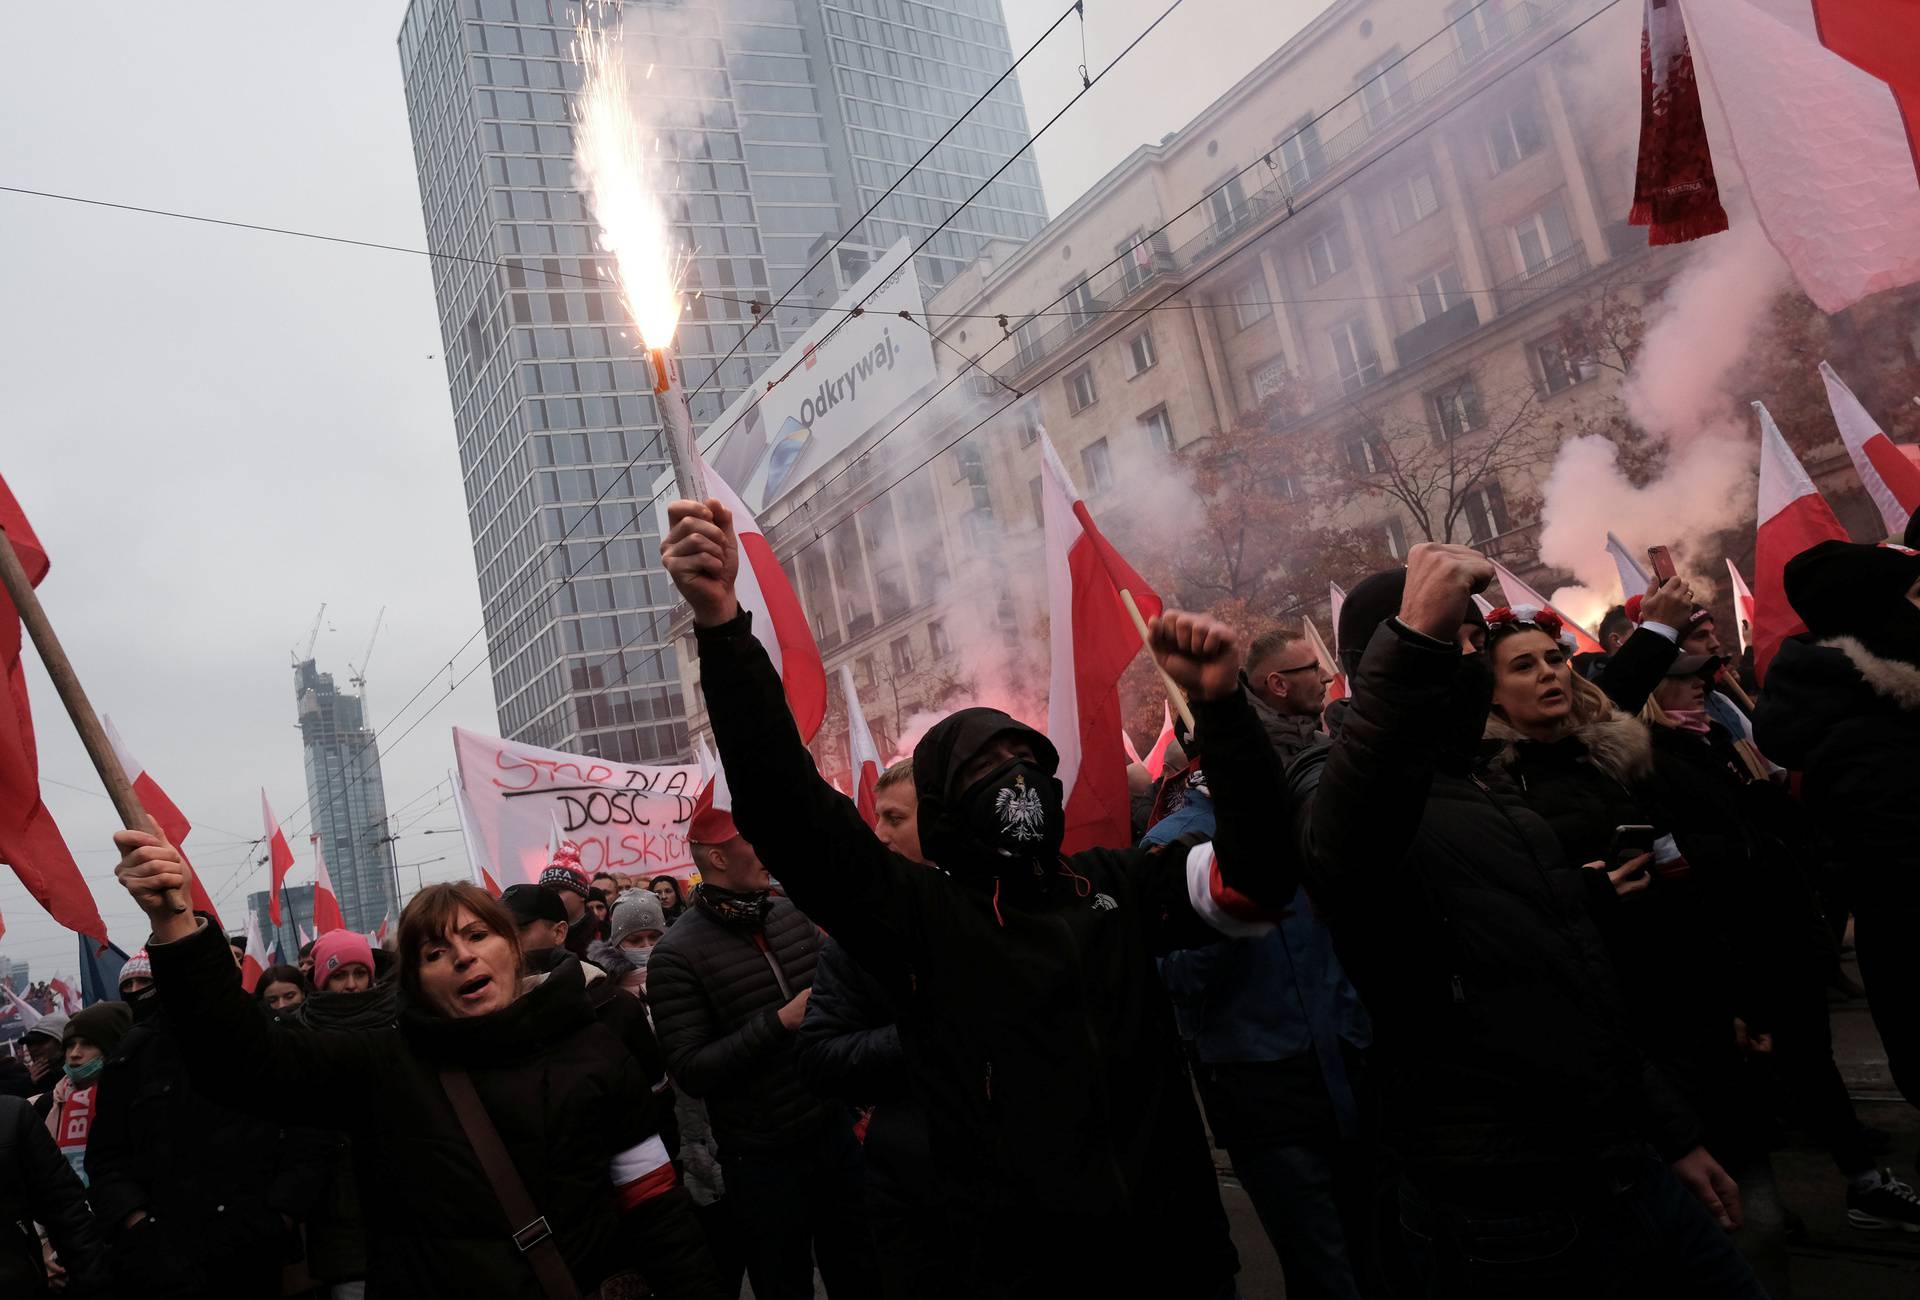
top-left (661, 498), bottom-right (1283, 1299)
top-left (1280, 544), bottom-right (1760, 1298)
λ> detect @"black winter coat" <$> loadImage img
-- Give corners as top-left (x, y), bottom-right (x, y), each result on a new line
top-left (149, 919), bottom-right (722, 1300)
top-left (695, 610), bottom-right (1277, 1293)
top-left (1277, 620), bottom-right (1700, 1195)
top-left (0, 1094), bottom-right (107, 1298)
top-left (645, 892), bottom-right (829, 1151)
top-left (1756, 633), bottom-right (1920, 895)
top-left (87, 996), bottom-right (330, 1298)
top-left (793, 937), bottom-right (927, 1222)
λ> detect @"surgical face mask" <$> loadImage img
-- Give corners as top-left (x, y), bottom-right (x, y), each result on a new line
top-left (64, 1057), bottom-right (104, 1085)
top-left (958, 757), bottom-right (1064, 860)
top-left (629, 946), bottom-right (651, 969)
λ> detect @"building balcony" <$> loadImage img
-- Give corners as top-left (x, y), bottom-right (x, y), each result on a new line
top-left (1495, 246), bottom-right (1591, 312)
top-left (996, 234), bottom-right (1174, 380)
top-left (1394, 299), bottom-right (1482, 367)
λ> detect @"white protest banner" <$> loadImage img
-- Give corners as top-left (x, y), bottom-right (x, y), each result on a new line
top-left (453, 727), bottom-right (703, 886)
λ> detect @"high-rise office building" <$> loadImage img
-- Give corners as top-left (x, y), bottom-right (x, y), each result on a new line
top-left (294, 660), bottom-right (399, 933)
top-left (397, 0), bottom-right (1045, 761)
top-left (248, 884), bottom-right (319, 965)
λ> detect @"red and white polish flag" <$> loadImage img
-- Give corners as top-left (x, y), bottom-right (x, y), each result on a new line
top-left (1607, 531), bottom-right (1652, 602)
top-left (837, 665), bottom-right (884, 828)
top-left (309, 834), bottom-right (346, 934)
top-left (701, 457), bottom-right (827, 743)
top-left (1143, 703), bottom-right (1176, 782)
top-left (260, 789), bottom-right (296, 926)
top-left (1753, 401), bottom-right (1851, 678)
top-left (49, 977), bottom-right (77, 1016)
top-left (240, 907), bottom-right (269, 993)
top-left (1726, 559), bottom-right (1757, 657)
top-left (1120, 722), bottom-right (1145, 768)
top-left (104, 716), bottom-right (224, 931)
top-left (1491, 561), bottom-right (1606, 654)
top-left (449, 772), bottom-right (501, 898)
top-left (1039, 433), bottom-right (1162, 854)
top-left (1821, 361), bottom-right (1920, 536)
top-left (1684, 0), bottom-right (1920, 311)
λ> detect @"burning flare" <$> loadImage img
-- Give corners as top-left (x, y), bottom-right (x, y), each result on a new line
top-left (572, 5), bottom-right (683, 349)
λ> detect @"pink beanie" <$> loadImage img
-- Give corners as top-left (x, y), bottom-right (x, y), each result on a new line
top-left (311, 929), bottom-right (375, 991)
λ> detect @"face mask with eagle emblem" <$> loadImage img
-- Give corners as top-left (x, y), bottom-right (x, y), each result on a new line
top-left (958, 757), bottom-right (1064, 860)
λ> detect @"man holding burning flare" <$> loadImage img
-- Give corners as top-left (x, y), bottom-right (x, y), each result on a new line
top-left (659, 494), bottom-right (1287, 1298)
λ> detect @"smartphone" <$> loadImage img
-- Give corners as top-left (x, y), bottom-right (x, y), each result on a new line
top-left (1647, 545), bottom-right (1678, 585)
top-left (1609, 824), bottom-right (1657, 865)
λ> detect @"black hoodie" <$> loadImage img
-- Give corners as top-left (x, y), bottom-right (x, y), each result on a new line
top-left (694, 609), bottom-right (1287, 1295)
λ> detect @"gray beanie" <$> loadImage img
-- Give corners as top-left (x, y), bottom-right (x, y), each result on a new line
top-left (608, 892), bottom-right (667, 946)
top-left (25, 1012), bottom-right (67, 1044)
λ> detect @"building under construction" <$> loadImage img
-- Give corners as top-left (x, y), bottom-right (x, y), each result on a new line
top-left (295, 659), bottom-right (398, 935)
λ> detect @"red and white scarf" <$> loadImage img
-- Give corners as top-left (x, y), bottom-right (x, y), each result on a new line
top-left (1631, 0), bottom-right (1729, 245)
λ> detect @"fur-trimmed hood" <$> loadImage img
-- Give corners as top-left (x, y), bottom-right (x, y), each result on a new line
top-left (1756, 633), bottom-right (1920, 769)
top-left (1483, 708), bottom-right (1654, 787)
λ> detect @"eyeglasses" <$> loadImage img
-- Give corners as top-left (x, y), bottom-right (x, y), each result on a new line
top-left (1269, 662), bottom-right (1322, 676)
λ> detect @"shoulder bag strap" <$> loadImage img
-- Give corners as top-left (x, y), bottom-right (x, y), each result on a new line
top-left (439, 1068), bottom-right (583, 1300)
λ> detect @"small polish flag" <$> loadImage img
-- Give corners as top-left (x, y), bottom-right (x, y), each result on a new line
top-left (450, 772), bottom-right (501, 897)
top-left (49, 978), bottom-right (78, 1015)
top-left (260, 789), bottom-right (296, 926)
top-left (1328, 583), bottom-right (1347, 656)
top-left (1142, 702), bottom-right (1177, 781)
top-left (241, 908), bottom-right (269, 993)
top-left (104, 717), bottom-right (225, 931)
top-left (688, 735), bottom-right (738, 845)
top-left (1490, 561), bottom-right (1605, 654)
top-left (309, 834), bottom-right (345, 934)
top-left (1821, 361), bottom-right (1920, 536)
top-left (1606, 532), bottom-right (1652, 603)
top-left (1040, 432), bottom-right (1163, 853)
top-left (297, 922), bottom-right (312, 949)
top-left (2, 983), bottom-right (42, 1030)
top-left (1753, 401), bottom-right (1851, 678)
top-left (1302, 616), bottom-right (1347, 704)
top-left (1726, 559), bottom-right (1757, 657)
top-left (700, 457), bottom-right (827, 742)
top-left (838, 664), bottom-right (884, 828)
top-left (1120, 722), bottom-right (1145, 768)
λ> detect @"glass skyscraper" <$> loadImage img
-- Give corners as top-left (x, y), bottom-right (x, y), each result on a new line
top-left (397, 0), bottom-right (1044, 762)
top-left (294, 660), bottom-right (400, 933)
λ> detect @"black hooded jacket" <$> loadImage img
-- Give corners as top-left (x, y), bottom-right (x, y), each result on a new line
top-left (1274, 619), bottom-right (1700, 1194)
top-left (1756, 633), bottom-right (1920, 889)
top-left (695, 610), bottom-right (1283, 1293)
top-left (0, 1094), bottom-right (107, 1298)
top-left (148, 920), bottom-right (723, 1300)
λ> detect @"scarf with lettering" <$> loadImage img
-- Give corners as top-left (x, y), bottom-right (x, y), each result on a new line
top-left (1630, 0), bottom-right (1728, 245)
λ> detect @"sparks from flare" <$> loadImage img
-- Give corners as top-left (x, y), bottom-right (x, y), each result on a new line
top-left (571, 4), bottom-right (684, 351)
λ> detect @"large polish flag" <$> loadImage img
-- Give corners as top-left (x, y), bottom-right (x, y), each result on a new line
top-left (1039, 433), bottom-right (1162, 854)
top-left (260, 790), bottom-right (296, 925)
top-left (1726, 559), bottom-right (1758, 657)
top-left (1821, 361), bottom-right (1920, 536)
top-left (104, 716), bottom-right (224, 931)
top-left (1684, 0), bottom-right (1920, 312)
top-left (837, 664), bottom-right (884, 827)
top-left (309, 834), bottom-right (346, 933)
top-left (1753, 401), bottom-right (1852, 677)
top-left (1607, 532), bottom-right (1652, 603)
top-left (240, 907), bottom-right (269, 993)
top-left (1491, 561), bottom-right (1606, 654)
top-left (701, 457), bottom-right (826, 742)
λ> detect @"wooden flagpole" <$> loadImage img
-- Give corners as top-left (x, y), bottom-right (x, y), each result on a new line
top-left (0, 527), bottom-right (187, 914)
top-left (1118, 589), bottom-right (1195, 734)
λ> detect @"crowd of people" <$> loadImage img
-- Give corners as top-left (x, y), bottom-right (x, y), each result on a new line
top-left (2, 500), bottom-right (1917, 1298)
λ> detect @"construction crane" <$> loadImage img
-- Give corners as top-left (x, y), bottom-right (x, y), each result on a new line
top-left (349, 606), bottom-right (385, 724)
top-left (293, 602), bottom-right (327, 665)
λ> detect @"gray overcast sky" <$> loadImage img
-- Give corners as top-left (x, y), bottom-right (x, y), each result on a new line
top-left (0, 0), bottom-right (1318, 975)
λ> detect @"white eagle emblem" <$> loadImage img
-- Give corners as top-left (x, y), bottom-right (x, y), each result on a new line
top-left (994, 774), bottom-right (1047, 842)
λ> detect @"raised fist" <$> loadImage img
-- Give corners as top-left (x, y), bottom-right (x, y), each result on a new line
top-left (660, 499), bottom-right (741, 627)
top-left (1149, 610), bottom-right (1241, 703)
top-left (1400, 542), bottom-right (1495, 643)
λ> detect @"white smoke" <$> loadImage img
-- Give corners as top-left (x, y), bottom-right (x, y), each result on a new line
top-left (1538, 216), bottom-right (1790, 600)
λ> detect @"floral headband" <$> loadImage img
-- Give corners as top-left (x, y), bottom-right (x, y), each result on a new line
top-left (1484, 604), bottom-right (1578, 652)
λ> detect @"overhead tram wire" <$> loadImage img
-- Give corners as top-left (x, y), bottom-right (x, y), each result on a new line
top-left (671, 0), bottom-right (1090, 404)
